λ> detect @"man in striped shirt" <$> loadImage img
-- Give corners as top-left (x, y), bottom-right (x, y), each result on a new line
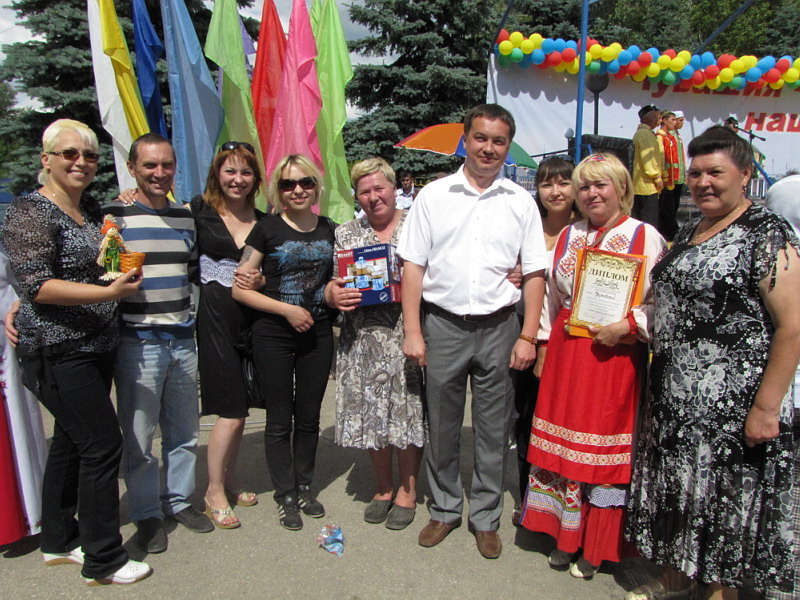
top-left (105, 134), bottom-right (212, 554)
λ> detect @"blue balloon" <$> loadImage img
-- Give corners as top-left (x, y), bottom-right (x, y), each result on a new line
top-left (493, 44), bottom-right (500, 56)
top-left (531, 49), bottom-right (545, 65)
top-left (519, 53), bottom-right (533, 68)
top-left (701, 51), bottom-right (716, 68)
top-left (757, 56), bottom-right (775, 71)
top-left (541, 38), bottom-right (555, 54)
top-left (680, 65), bottom-right (695, 79)
top-left (732, 76), bottom-right (746, 89)
top-left (607, 59), bottom-right (621, 74)
top-left (690, 54), bottom-right (702, 69)
top-left (627, 45), bottom-right (641, 59)
top-left (554, 38), bottom-right (567, 52)
top-left (597, 62), bottom-right (608, 75)
top-left (646, 47), bottom-right (660, 60)
top-left (617, 50), bottom-right (632, 66)
top-left (745, 67), bottom-right (762, 82)
top-left (565, 40), bottom-right (578, 51)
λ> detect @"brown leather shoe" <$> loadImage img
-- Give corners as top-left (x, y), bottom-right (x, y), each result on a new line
top-left (473, 529), bottom-right (502, 559)
top-left (418, 518), bottom-right (462, 547)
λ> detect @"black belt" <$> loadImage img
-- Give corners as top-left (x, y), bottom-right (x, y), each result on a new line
top-left (424, 302), bottom-right (514, 323)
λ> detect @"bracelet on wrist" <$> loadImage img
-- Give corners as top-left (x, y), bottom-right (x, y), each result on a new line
top-left (518, 334), bottom-right (535, 344)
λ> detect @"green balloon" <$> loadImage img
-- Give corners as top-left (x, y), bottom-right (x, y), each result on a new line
top-left (498, 54), bottom-right (512, 68)
top-left (587, 61), bottom-right (601, 74)
top-left (511, 48), bottom-right (524, 63)
top-left (662, 71), bottom-right (677, 85)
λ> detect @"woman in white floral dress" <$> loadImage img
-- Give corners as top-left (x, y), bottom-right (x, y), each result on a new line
top-left (325, 158), bottom-right (425, 531)
top-left (626, 126), bottom-right (800, 600)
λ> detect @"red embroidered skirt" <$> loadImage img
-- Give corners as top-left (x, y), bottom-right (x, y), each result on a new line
top-left (527, 308), bottom-right (644, 485)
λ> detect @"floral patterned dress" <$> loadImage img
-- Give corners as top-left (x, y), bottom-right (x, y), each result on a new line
top-left (334, 214), bottom-right (425, 450)
top-left (627, 203), bottom-right (798, 593)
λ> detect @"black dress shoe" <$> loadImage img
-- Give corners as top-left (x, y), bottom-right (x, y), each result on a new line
top-left (171, 506), bottom-right (214, 533)
top-left (135, 518), bottom-right (168, 553)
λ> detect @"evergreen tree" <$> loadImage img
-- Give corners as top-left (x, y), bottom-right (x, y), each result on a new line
top-left (344, 0), bottom-right (501, 176)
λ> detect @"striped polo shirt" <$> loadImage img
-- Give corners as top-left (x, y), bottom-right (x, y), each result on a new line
top-left (104, 200), bottom-right (197, 337)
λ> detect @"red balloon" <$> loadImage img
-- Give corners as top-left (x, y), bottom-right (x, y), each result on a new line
top-left (752, 79), bottom-right (766, 88)
top-left (638, 53), bottom-right (652, 67)
top-left (717, 54), bottom-right (734, 68)
top-left (562, 48), bottom-right (577, 62)
top-left (679, 79), bottom-right (693, 90)
top-left (627, 61), bottom-right (641, 75)
top-left (691, 71), bottom-right (706, 85)
top-left (537, 62), bottom-right (549, 70)
top-left (764, 68), bottom-right (781, 83)
top-left (548, 51), bottom-right (562, 66)
top-left (613, 71), bottom-right (627, 80)
top-left (664, 49), bottom-right (677, 59)
top-left (704, 65), bottom-right (720, 79)
top-left (497, 29), bottom-right (510, 43)
top-left (776, 58), bottom-right (791, 73)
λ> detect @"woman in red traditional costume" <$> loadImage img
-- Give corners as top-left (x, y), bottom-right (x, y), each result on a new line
top-left (520, 153), bottom-right (666, 578)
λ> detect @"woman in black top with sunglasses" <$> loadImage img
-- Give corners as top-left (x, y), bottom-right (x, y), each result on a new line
top-left (233, 154), bottom-right (336, 531)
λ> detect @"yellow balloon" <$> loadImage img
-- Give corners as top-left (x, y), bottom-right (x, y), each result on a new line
top-left (610, 42), bottom-right (622, 52)
top-left (567, 60), bottom-right (580, 74)
top-left (498, 40), bottom-right (513, 56)
top-left (794, 57), bottom-right (800, 70)
top-left (719, 68), bottom-right (734, 82)
top-left (670, 58), bottom-right (685, 72)
top-left (584, 54), bottom-right (593, 66)
top-left (769, 79), bottom-right (784, 90)
top-left (783, 68), bottom-right (799, 83)
top-left (509, 31), bottom-right (524, 48)
top-left (707, 77), bottom-right (721, 89)
top-left (677, 50), bottom-right (692, 63)
top-left (743, 55), bottom-right (757, 69)
top-left (531, 33), bottom-right (543, 49)
top-left (633, 70), bottom-right (648, 82)
top-left (601, 46), bottom-right (616, 62)
top-left (647, 63), bottom-right (661, 77)
top-left (590, 44), bottom-right (603, 59)
top-left (657, 55), bottom-right (671, 69)
top-left (553, 63), bottom-right (567, 72)
top-left (730, 59), bottom-right (744, 73)
top-left (520, 39), bottom-right (534, 54)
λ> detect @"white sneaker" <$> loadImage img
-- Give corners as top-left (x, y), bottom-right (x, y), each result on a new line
top-left (85, 559), bottom-right (152, 586)
top-left (570, 556), bottom-right (599, 578)
top-left (43, 547), bottom-right (85, 566)
top-left (548, 548), bottom-right (574, 567)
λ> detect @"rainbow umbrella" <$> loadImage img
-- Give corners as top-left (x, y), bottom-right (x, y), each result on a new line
top-left (394, 123), bottom-right (537, 168)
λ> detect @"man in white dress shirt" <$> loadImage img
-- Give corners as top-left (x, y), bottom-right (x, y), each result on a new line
top-left (397, 103), bottom-right (547, 559)
top-left (395, 170), bottom-right (415, 210)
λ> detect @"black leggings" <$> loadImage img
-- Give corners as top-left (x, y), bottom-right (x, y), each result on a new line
top-left (252, 314), bottom-right (333, 501)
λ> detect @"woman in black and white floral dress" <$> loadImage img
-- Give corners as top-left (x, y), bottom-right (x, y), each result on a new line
top-left (626, 126), bottom-right (800, 600)
top-left (325, 158), bottom-right (425, 531)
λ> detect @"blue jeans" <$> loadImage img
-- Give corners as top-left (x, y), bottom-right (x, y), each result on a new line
top-left (115, 336), bottom-right (199, 522)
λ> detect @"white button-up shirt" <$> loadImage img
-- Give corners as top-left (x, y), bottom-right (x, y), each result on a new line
top-left (397, 166), bottom-right (547, 316)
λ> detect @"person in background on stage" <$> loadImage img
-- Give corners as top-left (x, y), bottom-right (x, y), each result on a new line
top-left (632, 105), bottom-right (664, 231)
top-left (656, 111), bottom-right (680, 241)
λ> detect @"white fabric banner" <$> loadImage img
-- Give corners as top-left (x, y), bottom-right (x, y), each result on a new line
top-left (487, 58), bottom-right (800, 175)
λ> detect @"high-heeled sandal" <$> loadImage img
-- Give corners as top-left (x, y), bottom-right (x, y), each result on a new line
top-left (226, 489), bottom-right (258, 507)
top-left (204, 497), bottom-right (241, 529)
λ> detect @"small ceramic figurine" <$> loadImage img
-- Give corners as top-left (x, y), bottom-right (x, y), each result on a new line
top-left (97, 215), bottom-right (128, 280)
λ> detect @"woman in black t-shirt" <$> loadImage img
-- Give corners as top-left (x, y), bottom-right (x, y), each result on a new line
top-left (233, 154), bottom-right (335, 531)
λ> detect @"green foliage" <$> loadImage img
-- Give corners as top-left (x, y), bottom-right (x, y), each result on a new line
top-left (344, 0), bottom-right (499, 176)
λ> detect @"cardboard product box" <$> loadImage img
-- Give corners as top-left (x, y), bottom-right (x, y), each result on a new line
top-left (336, 243), bottom-right (401, 306)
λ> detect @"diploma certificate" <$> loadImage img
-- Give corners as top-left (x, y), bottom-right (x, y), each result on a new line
top-left (568, 249), bottom-right (645, 337)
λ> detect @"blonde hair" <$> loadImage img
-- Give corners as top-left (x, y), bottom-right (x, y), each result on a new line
top-left (572, 153), bottom-right (634, 216)
top-left (350, 158), bottom-right (396, 191)
top-left (39, 119), bottom-right (99, 185)
top-left (203, 146), bottom-right (262, 215)
top-left (268, 154), bottom-right (324, 213)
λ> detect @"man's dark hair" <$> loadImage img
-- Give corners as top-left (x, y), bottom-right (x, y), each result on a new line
top-left (397, 170), bottom-right (412, 179)
top-left (637, 105), bottom-right (659, 120)
top-left (463, 103), bottom-right (516, 141)
top-left (129, 133), bottom-right (174, 164)
top-left (687, 125), bottom-right (754, 171)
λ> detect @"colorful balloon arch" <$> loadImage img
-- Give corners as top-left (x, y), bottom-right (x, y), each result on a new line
top-left (494, 30), bottom-right (800, 92)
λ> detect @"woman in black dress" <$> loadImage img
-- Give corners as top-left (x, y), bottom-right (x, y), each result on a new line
top-left (194, 142), bottom-right (264, 529)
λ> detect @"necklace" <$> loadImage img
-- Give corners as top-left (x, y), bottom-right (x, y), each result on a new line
top-left (41, 185), bottom-right (84, 223)
top-left (690, 201), bottom-right (749, 245)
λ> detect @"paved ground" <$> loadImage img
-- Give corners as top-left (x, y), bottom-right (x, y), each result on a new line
top-left (0, 375), bottom-right (674, 600)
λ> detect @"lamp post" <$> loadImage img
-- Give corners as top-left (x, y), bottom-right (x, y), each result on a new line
top-left (585, 74), bottom-right (609, 135)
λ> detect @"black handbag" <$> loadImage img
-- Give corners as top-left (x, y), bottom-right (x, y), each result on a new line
top-left (234, 327), bottom-right (264, 410)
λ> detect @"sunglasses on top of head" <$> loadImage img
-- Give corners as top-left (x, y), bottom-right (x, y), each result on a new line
top-left (48, 149), bottom-right (101, 163)
top-left (278, 177), bottom-right (316, 192)
top-left (220, 141), bottom-right (256, 154)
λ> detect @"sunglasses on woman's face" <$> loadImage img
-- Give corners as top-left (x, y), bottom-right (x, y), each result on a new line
top-left (220, 141), bottom-right (256, 154)
top-left (278, 177), bottom-right (316, 192)
top-left (48, 149), bottom-right (101, 163)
